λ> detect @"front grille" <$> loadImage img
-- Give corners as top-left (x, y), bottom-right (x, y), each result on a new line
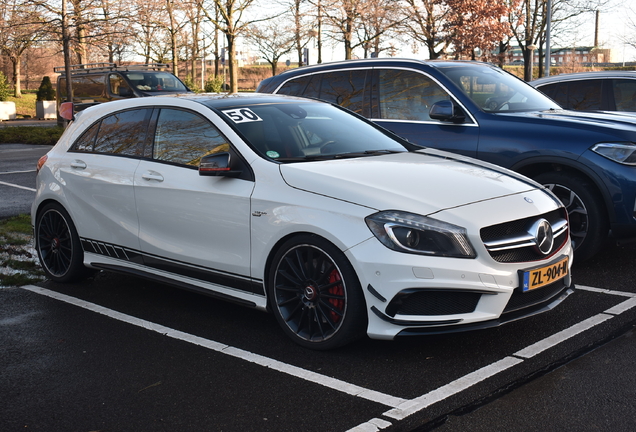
top-left (386, 289), bottom-right (482, 317)
top-left (503, 279), bottom-right (568, 314)
top-left (481, 208), bottom-right (569, 263)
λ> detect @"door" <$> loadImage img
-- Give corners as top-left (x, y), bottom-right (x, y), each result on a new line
top-left (370, 69), bottom-right (480, 158)
top-left (134, 107), bottom-right (255, 290)
top-left (61, 108), bottom-right (150, 250)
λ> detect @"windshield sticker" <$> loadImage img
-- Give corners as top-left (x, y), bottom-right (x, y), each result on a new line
top-left (222, 108), bottom-right (263, 123)
top-left (266, 150), bottom-right (280, 158)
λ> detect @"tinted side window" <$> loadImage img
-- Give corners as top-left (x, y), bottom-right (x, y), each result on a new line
top-left (612, 79), bottom-right (636, 112)
top-left (93, 109), bottom-right (150, 155)
top-left (317, 70), bottom-right (367, 114)
top-left (303, 75), bottom-right (321, 99)
top-left (153, 109), bottom-right (229, 166)
top-left (73, 75), bottom-right (108, 102)
top-left (277, 76), bottom-right (312, 95)
top-left (567, 80), bottom-right (602, 110)
top-left (70, 122), bottom-right (100, 152)
top-left (538, 82), bottom-right (567, 107)
top-left (378, 69), bottom-right (449, 121)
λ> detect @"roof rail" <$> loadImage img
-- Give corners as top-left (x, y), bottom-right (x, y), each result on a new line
top-left (53, 63), bottom-right (171, 74)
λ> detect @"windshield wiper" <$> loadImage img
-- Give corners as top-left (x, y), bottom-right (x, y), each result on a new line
top-left (274, 149), bottom-right (404, 163)
top-left (333, 149), bottom-right (405, 158)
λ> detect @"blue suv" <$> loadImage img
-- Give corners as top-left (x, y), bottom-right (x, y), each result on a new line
top-left (257, 58), bottom-right (636, 260)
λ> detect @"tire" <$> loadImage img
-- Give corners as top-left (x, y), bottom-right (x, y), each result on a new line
top-left (35, 203), bottom-right (92, 283)
top-left (268, 235), bottom-right (367, 350)
top-left (534, 171), bottom-right (608, 261)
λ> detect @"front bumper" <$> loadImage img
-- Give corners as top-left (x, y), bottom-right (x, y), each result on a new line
top-left (346, 237), bottom-right (574, 340)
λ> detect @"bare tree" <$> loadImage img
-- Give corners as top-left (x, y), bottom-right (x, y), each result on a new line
top-left (508, 0), bottom-right (610, 80)
top-left (247, 22), bottom-right (294, 75)
top-left (356, 0), bottom-right (402, 58)
top-left (320, 0), bottom-right (402, 59)
top-left (198, 0), bottom-right (274, 92)
top-left (0, 0), bottom-right (48, 97)
top-left (399, 0), bottom-right (450, 59)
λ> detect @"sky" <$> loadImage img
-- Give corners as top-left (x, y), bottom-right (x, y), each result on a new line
top-left (230, 1), bottom-right (636, 66)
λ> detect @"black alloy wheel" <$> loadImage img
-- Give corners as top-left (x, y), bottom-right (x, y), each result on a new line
top-left (535, 171), bottom-right (608, 261)
top-left (36, 203), bottom-right (90, 283)
top-left (269, 235), bottom-right (366, 350)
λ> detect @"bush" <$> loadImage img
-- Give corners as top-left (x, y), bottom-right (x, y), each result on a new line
top-left (205, 75), bottom-right (225, 93)
top-left (0, 72), bottom-right (10, 102)
top-left (183, 75), bottom-right (201, 93)
top-left (36, 76), bottom-right (56, 101)
top-left (0, 126), bottom-right (64, 145)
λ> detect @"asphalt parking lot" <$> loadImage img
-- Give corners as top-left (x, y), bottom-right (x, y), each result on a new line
top-left (2, 143), bottom-right (636, 431)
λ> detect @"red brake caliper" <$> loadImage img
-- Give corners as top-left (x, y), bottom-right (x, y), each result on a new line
top-left (328, 269), bottom-right (344, 322)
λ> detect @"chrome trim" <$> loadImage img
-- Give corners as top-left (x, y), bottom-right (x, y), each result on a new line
top-left (483, 219), bottom-right (568, 253)
top-left (271, 64), bottom-right (479, 127)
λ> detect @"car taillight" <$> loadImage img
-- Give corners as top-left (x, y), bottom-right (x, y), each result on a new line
top-left (36, 155), bottom-right (48, 173)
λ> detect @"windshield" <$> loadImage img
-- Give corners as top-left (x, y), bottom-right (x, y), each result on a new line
top-left (216, 102), bottom-right (409, 162)
top-left (124, 71), bottom-right (188, 93)
top-left (437, 65), bottom-right (561, 113)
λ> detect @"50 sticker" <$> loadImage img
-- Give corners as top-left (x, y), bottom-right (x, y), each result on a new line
top-left (222, 108), bottom-right (263, 123)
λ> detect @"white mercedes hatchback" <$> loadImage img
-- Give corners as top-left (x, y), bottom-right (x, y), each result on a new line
top-left (32, 93), bottom-right (574, 349)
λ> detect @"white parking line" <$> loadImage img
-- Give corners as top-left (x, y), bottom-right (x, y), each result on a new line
top-left (19, 284), bottom-right (636, 432)
top-left (19, 285), bottom-right (408, 409)
top-left (0, 169), bottom-right (37, 174)
top-left (0, 180), bottom-right (36, 192)
top-left (350, 285), bottom-right (636, 431)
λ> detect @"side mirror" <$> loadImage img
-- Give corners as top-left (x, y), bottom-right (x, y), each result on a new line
top-left (119, 87), bottom-right (133, 97)
top-left (429, 100), bottom-right (465, 123)
top-left (199, 152), bottom-right (241, 177)
top-left (59, 102), bottom-right (74, 121)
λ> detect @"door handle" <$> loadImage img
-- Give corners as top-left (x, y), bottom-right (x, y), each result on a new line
top-left (70, 160), bottom-right (86, 169)
top-left (142, 171), bottom-right (164, 182)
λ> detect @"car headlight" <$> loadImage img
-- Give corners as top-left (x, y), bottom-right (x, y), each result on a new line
top-left (591, 143), bottom-right (636, 165)
top-left (365, 211), bottom-right (476, 258)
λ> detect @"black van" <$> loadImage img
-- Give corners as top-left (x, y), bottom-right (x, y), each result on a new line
top-left (55, 62), bottom-right (191, 125)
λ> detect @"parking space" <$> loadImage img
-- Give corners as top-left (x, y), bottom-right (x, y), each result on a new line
top-left (2, 257), bottom-right (635, 431)
top-left (2, 144), bottom-right (636, 431)
top-left (0, 144), bottom-right (50, 218)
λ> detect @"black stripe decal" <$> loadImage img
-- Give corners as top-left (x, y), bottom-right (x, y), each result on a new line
top-left (80, 237), bottom-right (264, 295)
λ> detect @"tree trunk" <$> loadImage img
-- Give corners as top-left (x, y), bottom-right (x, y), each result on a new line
top-left (227, 34), bottom-right (238, 93)
top-left (12, 55), bottom-right (22, 98)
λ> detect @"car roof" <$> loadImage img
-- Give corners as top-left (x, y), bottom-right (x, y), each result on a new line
top-left (272, 58), bottom-right (490, 77)
top-left (531, 70), bottom-right (636, 86)
top-left (257, 58), bottom-right (496, 92)
top-left (179, 92), bottom-right (320, 108)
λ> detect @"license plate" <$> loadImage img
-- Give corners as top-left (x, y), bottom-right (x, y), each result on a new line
top-left (521, 257), bottom-right (569, 292)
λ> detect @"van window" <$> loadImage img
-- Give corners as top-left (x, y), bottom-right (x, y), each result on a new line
top-left (123, 72), bottom-right (188, 92)
top-left (109, 74), bottom-right (133, 97)
top-left (377, 70), bottom-right (449, 121)
top-left (59, 75), bottom-right (108, 103)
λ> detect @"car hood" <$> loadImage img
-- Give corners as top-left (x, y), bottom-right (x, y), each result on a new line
top-left (501, 109), bottom-right (636, 131)
top-left (279, 150), bottom-right (542, 215)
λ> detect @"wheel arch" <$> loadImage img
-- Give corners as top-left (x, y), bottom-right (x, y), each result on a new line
top-left (513, 159), bottom-right (614, 224)
top-left (262, 231), bottom-right (365, 313)
top-left (33, 198), bottom-right (68, 225)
